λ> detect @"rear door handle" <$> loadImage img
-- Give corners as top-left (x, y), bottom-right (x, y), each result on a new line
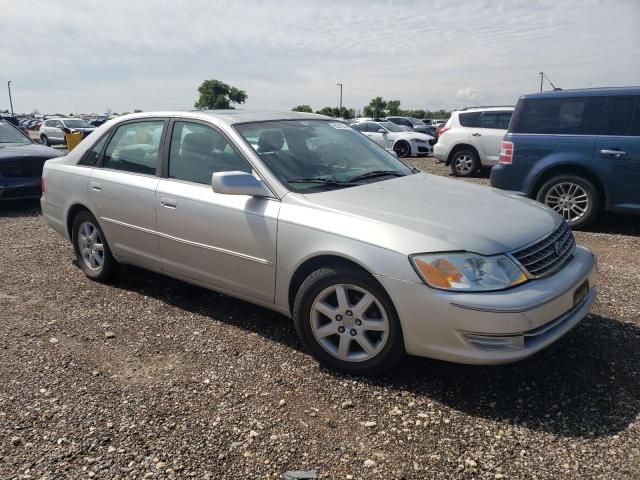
top-left (472, 132), bottom-right (482, 137)
top-left (90, 181), bottom-right (102, 191)
top-left (600, 149), bottom-right (627, 157)
top-left (161, 197), bottom-right (177, 209)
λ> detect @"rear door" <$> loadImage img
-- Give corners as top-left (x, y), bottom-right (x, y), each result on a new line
top-left (594, 96), bottom-right (640, 212)
top-left (473, 111), bottom-right (512, 165)
top-left (88, 119), bottom-right (166, 269)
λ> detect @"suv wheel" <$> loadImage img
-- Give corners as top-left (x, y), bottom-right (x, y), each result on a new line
top-left (450, 149), bottom-right (479, 177)
top-left (293, 266), bottom-right (404, 375)
top-left (40, 134), bottom-right (49, 146)
top-left (536, 174), bottom-right (601, 229)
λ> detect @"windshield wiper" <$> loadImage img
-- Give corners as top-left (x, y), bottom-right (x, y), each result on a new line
top-left (347, 170), bottom-right (407, 182)
top-left (287, 177), bottom-right (360, 186)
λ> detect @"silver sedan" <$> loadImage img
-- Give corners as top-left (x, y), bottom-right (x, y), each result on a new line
top-left (41, 111), bottom-right (597, 375)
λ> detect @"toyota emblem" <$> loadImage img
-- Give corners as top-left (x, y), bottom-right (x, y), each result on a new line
top-left (554, 241), bottom-right (563, 256)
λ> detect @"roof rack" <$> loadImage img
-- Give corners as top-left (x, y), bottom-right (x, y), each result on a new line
top-left (460, 105), bottom-right (514, 110)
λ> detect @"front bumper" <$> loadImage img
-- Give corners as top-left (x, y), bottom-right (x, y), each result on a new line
top-left (377, 245), bottom-right (597, 364)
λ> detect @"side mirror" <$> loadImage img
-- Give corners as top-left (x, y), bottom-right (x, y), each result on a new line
top-left (211, 171), bottom-right (271, 197)
top-left (377, 129), bottom-right (386, 134)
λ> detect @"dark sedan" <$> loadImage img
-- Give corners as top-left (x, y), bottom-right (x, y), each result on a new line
top-left (0, 120), bottom-right (63, 201)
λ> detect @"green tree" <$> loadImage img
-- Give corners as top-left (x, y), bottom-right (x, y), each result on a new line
top-left (194, 79), bottom-right (247, 110)
top-left (292, 105), bottom-right (313, 113)
top-left (363, 97), bottom-right (387, 118)
top-left (133, 109), bottom-right (143, 113)
top-left (316, 106), bottom-right (337, 117)
top-left (387, 100), bottom-right (401, 116)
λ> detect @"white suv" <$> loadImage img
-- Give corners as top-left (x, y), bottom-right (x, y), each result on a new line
top-left (434, 107), bottom-right (514, 177)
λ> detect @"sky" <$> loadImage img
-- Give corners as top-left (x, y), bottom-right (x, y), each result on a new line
top-left (1, 0), bottom-right (639, 115)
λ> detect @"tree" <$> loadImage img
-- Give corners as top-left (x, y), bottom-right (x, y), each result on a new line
top-left (292, 105), bottom-right (313, 113)
top-left (363, 97), bottom-right (387, 118)
top-left (316, 106), bottom-right (337, 117)
top-left (387, 100), bottom-right (401, 116)
top-left (194, 79), bottom-right (247, 110)
top-left (133, 109), bottom-right (143, 113)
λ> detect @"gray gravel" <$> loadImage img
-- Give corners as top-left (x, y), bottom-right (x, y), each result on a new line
top-left (1, 160), bottom-right (639, 479)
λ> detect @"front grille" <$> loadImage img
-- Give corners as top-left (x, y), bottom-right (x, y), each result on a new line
top-left (511, 222), bottom-right (575, 278)
top-left (0, 158), bottom-right (46, 178)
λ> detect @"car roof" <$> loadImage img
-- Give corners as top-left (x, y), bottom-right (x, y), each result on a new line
top-left (112, 110), bottom-right (332, 126)
top-left (521, 86), bottom-right (640, 100)
top-left (454, 106), bottom-right (514, 114)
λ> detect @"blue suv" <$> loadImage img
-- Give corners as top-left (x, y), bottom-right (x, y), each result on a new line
top-left (490, 87), bottom-right (640, 228)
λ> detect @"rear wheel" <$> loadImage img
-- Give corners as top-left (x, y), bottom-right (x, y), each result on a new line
top-left (450, 149), bottom-right (479, 177)
top-left (72, 210), bottom-right (118, 282)
top-left (40, 134), bottom-right (49, 146)
top-left (536, 174), bottom-right (601, 229)
top-left (293, 266), bottom-right (404, 375)
top-left (393, 140), bottom-right (411, 158)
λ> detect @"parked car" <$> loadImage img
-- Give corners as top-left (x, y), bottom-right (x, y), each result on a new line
top-left (351, 120), bottom-right (434, 157)
top-left (491, 87), bottom-right (640, 229)
top-left (434, 107), bottom-right (514, 176)
top-left (0, 120), bottom-right (63, 200)
top-left (90, 115), bottom-right (109, 127)
top-left (0, 114), bottom-right (29, 136)
top-left (41, 111), bottom-right (597, 375)
top-left (386, 116), bottom-right (436, 136)
top-left (39, 118), bottom-right (96, 146)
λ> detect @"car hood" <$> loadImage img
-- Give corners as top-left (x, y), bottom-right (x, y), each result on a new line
top-left (0, 143), bottom-right (63, 161)
top-left (285, 173), bottom-right (560, 256)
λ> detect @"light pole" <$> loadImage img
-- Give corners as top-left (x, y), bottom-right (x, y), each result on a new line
top-left (7, 81), bottom-right (14, 114)
top-left (337, 83), bottom-right (343, 118)
top-left (539, 72), bottom-right (544, 93)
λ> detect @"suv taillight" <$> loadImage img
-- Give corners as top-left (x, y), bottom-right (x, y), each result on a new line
top-left (438, 126), bottom-right (450, 136)
top-left (499, 141), bottom-right (514, 165)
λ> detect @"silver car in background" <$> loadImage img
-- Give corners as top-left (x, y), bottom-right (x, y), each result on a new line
top-left (41, 111), bottom-right (597, 375)
top-left (39, 117), bottom-right (96, 146)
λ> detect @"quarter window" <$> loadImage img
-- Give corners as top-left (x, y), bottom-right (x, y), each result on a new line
top-left (459, 112), bottom-right (482, 128)
top-left (605, 96), bottom-right (639, 136)
top-left (80, 134), bottom-right (109, 167)
top-left (168, 122), bottom-right (251, 185)
top-left (102, 121), bottom-right (164, 175)
top-left (481, 112), bottom-right (512, 129)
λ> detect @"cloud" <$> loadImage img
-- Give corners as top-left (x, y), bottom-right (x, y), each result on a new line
top-left (1, 0), bottom-right (639, 114)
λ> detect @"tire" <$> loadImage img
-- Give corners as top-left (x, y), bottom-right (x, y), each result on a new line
top-left (40, 134), bottom-right (49, 146)
top-left (71, 210), bottom-right (118, 282)
top-left (393, 140), bottom-right (411, 158)
top-left (293, 266), bottom-right (404, 375)
top-left (450, 148), bottom-right (479, 177)
top-left (536, 174), bottom-right (601, 229)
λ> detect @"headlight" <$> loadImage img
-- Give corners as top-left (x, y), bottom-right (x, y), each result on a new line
top-left (411, 138), bottom-right (426, 143)
top-left (410, 252), bottom-right (527, 292)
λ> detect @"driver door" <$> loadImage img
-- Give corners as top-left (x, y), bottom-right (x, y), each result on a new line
top-left (364, 123), bottom-right (388, 148)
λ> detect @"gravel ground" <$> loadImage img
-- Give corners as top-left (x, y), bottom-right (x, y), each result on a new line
top-left (1, 159), bottom-right (639, 479)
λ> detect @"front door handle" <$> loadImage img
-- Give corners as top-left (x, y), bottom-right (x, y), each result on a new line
top-left (600, 149), bottom-right (627, 157)
top-left (161, 197), bottom-right (177, 209)
top-left (472, 132), bottom-right (482, 137)
top-left (90, 181), bottom-right (102, 191)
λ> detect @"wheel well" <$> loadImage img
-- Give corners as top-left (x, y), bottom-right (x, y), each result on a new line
top-left (446, 144), bottom-right (479, 166)
top-left (531, 165), bottom-right (606, 205)
top-left (66, 204), bottom-right (91, 237)
top-left (287, 255), bottom-right (374, 314)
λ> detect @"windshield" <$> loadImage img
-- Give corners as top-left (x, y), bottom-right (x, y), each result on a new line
top-left (0, 121), bottom-right (31, 146)
top-left (63, 119), bottom-right (92, 128)
top-left (377, 122), bottom-right (404, 133)
top-left (235, 120), bottom-right (412, 192)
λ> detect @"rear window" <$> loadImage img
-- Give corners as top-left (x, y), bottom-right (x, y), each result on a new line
top-left (458, 112), bottom-right (482, 127)
top-left (510, 96), bottom-right (605, 135)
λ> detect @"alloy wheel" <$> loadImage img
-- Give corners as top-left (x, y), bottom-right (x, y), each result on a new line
top-left (77, 221), bottom-right (105, 270)
top-left (544, 182), bottom-right (590, 223)
top-left (453, 153), bottom-right (474, 175)
top-left (310, 284), bottom-right (390, 362)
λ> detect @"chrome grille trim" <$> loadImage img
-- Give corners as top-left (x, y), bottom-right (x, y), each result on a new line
top-left (509, 222), bottom-right (576, 278)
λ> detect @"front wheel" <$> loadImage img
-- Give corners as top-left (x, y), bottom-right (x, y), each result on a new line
top-left (293, 266), bottom-right (404, 375)
top-left (72, 210), bottom-right (118, 282)
top-left (536, 175), bottom-right (601, 229)
top-left (393, 140), bottom-right (411, 158)
top-left (40, 135), bottom-right (49, 146)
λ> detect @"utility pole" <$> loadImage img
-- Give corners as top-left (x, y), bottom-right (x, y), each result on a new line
top-left (539, 72), bottom-right (544, 92)
top-left (7, 81), bottom-right (14, 114)
top-left (337, 83), bottom-right (343, 118)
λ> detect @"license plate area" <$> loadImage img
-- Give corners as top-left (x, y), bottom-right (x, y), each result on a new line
top-left (573, 280), bottom-right (589, 306)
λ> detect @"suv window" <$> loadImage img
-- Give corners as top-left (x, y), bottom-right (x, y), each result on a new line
top-left (168, 121), bottom-right (251, 184)
top-left (604, 96), bottom-right (639, 136)
top-left (458, 112), bottom-right (482, 127)
top-left (80, 134), bottom-right (109, 167)
top-left (481, 112), bottom-right (512, 129)
top-left (511, 96), bottom-right (605, 135)
top-left (102, 120), bottom-right (164, 175)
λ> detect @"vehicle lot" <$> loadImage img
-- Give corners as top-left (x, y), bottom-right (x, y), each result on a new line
top-left (1, 161), bottom-right (639, 479)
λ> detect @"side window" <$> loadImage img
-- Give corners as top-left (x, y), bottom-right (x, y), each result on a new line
top-left (367, 123), bottom-right (382, 132)
top-left (606, 96), bottom-right (639, 136)
top-left (54, 120), bottom-right (63, 128)
top-left (632, 101), bottom-right (640, 136)
top-left (103, 121), bottom-right (164, 175)
top-left (459, 112), bottom-right (482, 127)
top-left (80, 134), bottom-right (109, 166)
top-left (511, 97), bottom-right (605, 134)
top-left (481, 112), bottom-right (512, 129)
top-left (168, 121), bottom-right (251, 185)
top-left (351, 123), bottom-right (365, 132)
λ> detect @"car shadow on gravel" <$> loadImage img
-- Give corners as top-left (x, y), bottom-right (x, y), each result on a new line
top-left (111, 266), bottom-right (639, 440)
top-left (0, 199), bottom-right (41, 217)
top-left (585, 213), bottom-right (640, 236)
